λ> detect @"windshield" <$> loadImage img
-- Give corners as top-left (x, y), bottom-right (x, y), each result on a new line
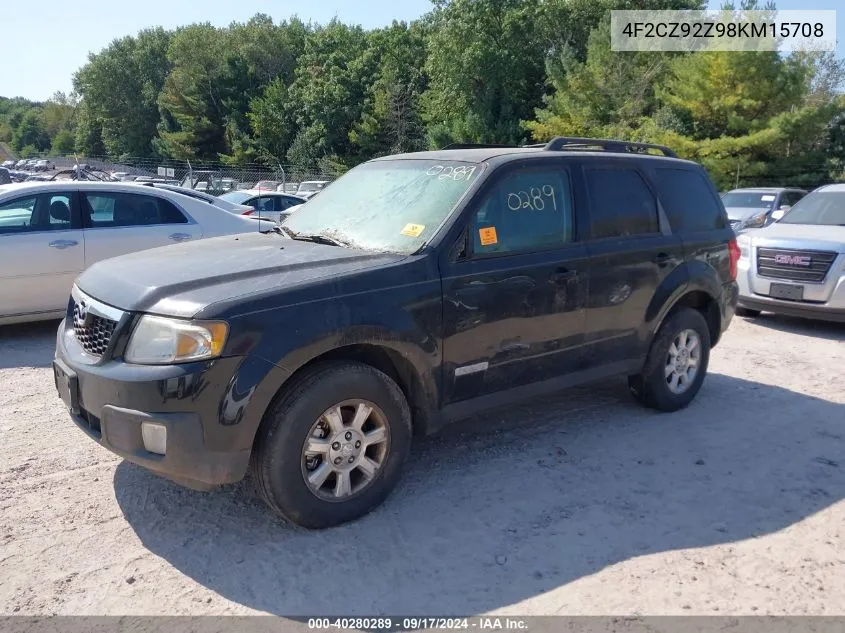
top-left (282, 160), bottom-right (482, 253)
top-left (721, 192), bottom-right (776, 208)
top-left (219, 191), bottom-right (252, 204)
top-left (779, 191), bottom-right (845, 226)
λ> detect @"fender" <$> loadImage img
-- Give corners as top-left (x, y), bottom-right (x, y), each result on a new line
top-left (645, 259), bottom-right (722, 340)
top-left (216, 287), bottom-right (442, 448)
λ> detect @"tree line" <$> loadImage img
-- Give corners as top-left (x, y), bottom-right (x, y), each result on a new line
top-left (1, 0), bottom-right (843, 189)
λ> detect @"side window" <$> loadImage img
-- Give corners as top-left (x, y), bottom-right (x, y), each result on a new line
top-left (83, 192), bottom-right (187, 227)
top-left (652, 167), bottom-right (726, 232)
top-left (0, 196), bottom-right (38, 233)
top-left (46, 194), bottom-right (73, 228)
top-left (585, 167), bottom-right (659, 239)
top-left (0, 193), bottom-right (74, 234)
top-left (278, 197), bottom-right (299, 211)
top-left (470, 168), bottom-right (574, 256)
top-left (253, 196), bottom-right (275, 213)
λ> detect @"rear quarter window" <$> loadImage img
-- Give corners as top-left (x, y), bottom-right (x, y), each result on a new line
top-left (653, 167), bottom-right (726, 232)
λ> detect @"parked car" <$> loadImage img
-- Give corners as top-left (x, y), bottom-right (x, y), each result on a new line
top-left (1, 160), bottom-right (15, 170)
top-left (0, 167), bottom-right (10, 185)
top-left (721, 187), bottom-right (807, 232)
top-left (218, 190), bottom-right (305, 221)
top-left (0, 181), bottom-right (272, 325)
top-left (52, 137), bottom-right (739, 528)
top-left (33, 159), bottom-right (54, 172)
top-left (254, 180), bottom-right (281, 191)
top-left (25, 159), bottom-right (39, 170)
top-left (295, 180), bottom-right (330, 199)
top-left (735, 183), bottom-right (845, 322)
top-left (15, 159), bottom-right (29, 169)
top-left (141, 183), bottom-right (256, 217)
top-left (276, 183), bottom-right (300, 194)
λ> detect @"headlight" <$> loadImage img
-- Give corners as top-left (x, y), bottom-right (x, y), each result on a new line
top-left (124, 315), bottom-right (228, 364)
top-left (742, 211), bottom-right (768, 229)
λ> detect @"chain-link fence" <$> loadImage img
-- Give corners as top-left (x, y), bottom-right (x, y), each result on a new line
top-left (41, 155), bottom-right (343, 194)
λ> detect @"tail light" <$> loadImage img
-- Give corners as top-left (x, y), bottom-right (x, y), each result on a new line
top-left (241, 207), bottom-right (254, 216)
top-left (728, 239), bottom-right (740, 281)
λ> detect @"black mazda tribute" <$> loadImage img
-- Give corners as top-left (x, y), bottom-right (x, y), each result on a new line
top-left (53, 137), bottom-right (739, 528)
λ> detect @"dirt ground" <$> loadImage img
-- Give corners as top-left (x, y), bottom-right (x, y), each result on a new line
top-left (0, 314), bottom-right (843, 616)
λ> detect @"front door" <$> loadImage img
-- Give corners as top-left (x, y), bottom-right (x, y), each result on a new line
top-left (0, 189), bottom-right (83, 318)
top-left (441, 163), bottom-right (589, 404)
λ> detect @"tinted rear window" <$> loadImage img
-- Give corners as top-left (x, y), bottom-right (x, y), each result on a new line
top-left (654, 168), bottom-right (726, 232)
top-left (585, 167), bottom-right (659, 239)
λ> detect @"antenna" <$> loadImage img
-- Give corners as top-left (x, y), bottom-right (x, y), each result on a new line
top-left (278, 163), bottom-right (286, 193)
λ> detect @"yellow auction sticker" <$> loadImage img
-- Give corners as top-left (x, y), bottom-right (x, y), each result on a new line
top-left (478, 226), bottom-right (498, 246)
top-left (401, 223), bottom-right (425, 237)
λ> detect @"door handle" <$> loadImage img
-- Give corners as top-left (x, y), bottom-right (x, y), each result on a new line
top-left (169, 232), bottom-right (192, 242)
top-left (653, 253), bottom-right (673, 265)
top-left (48, 239), bottom-right (78, 249)
top-left (550, 268), bottom-right (578, 284)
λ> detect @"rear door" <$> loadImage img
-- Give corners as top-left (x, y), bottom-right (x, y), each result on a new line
top-left (0, 189), bottom-right (83, 318)
top-left (581, 160), bottom-right (684, 367)
top-left (80, 190), bottom-right (202, 266)
top-left (440, 161), bottom-right (590, 403)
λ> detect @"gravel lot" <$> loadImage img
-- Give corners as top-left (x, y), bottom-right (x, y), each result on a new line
top-left (0, 314), bottom-right (843, 616)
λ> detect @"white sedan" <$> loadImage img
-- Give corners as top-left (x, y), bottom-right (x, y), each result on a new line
top-left (0, 181), bottom-right (271, 325)
top-left (218, 190), bottom-right (307, 222)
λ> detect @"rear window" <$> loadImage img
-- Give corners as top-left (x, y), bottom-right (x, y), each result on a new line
top-left (585, 167), bottom-right (659, 239)
top-left (654, 168), bottom-right (726, 232)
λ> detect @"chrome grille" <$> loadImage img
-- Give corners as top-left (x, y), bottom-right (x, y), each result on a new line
top-left (756, 248), bottom-right (837, 283)
top-left (70, 287), bottom-right (124, 358)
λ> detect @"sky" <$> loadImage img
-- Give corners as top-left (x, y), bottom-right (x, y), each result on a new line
top-left (1, 0), bottom-right (842, 102)
top-left (1, 0), bottom-right (433, 101)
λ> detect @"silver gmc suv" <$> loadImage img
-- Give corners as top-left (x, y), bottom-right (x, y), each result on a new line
top-left (736, 183), bottom-right (845, 322)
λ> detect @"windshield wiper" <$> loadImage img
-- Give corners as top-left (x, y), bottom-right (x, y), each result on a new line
top-left (273, 225), bottom-right (348, 247)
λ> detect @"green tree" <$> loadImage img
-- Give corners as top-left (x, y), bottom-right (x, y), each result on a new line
top-left (42, 91), bottom-right (77, 139)
top-left (350, 22), bottom-right (428, 157)
top-left (12, 110), bottom-right (50, 153)
top-left (51, 129), bottom-right (76, 154)
top-left (421, 0), bottom-right (546, 146)
top-left (286, 20), bottom-right (374, 164)
top-left (74, 27), bottom-right (171, 157)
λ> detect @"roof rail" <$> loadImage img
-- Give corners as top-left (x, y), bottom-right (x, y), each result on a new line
top-left (440, 143), bottom-right (516, 150)
top-left (543, 137), bottom-right (678, 158)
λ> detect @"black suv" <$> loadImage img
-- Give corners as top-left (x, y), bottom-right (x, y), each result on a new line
top-left (53, 137), bottom-right (739, 528)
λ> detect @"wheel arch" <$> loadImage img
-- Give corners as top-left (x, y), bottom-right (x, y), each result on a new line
top-left (250, 340), bottom-right (438, 461)
top-left (647, 261), bottom-right (723, 349)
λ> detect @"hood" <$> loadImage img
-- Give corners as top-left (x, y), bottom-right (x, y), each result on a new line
top-left (76, 232), bottom-right (405, 317)
top-left (748, 222), bottom-right (845, 253)
top-left (725, 206), bottom-right (769, 222)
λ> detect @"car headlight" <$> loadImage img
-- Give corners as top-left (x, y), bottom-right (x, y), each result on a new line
top-left (742, 211), bottom-right (768, 229)
top-left (124, 315), bottom-right (228, 364)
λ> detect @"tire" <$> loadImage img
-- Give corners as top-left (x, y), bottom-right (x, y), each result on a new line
top-left (251, 361), bottom-right (412, 529)
top-left (736, 306), bottom-right (761, 318)
top-left (628, 307), bottom-right (711, 412)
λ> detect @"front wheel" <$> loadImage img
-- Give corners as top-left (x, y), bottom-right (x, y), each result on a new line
top-left (629, 307), bottom-right (711, 412)
top-left (251, 361), bottom-right (412, 529)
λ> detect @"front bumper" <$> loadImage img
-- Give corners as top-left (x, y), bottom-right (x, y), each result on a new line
top-left (736, 249), bottom-right (845, 323)
top-left (54, 317), bottom-right (285, 490)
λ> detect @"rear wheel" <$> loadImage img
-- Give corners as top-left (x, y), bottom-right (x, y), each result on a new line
top-left (736, 306), bottom-right (761, 318)
top-left (251, 361), bottom-right (412, 529)
top-left (629, 307), bottom-right (711, 412)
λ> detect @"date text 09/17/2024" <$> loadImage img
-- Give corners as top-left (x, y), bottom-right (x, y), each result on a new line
top-left (307, 617), bottom-right (529, 631)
